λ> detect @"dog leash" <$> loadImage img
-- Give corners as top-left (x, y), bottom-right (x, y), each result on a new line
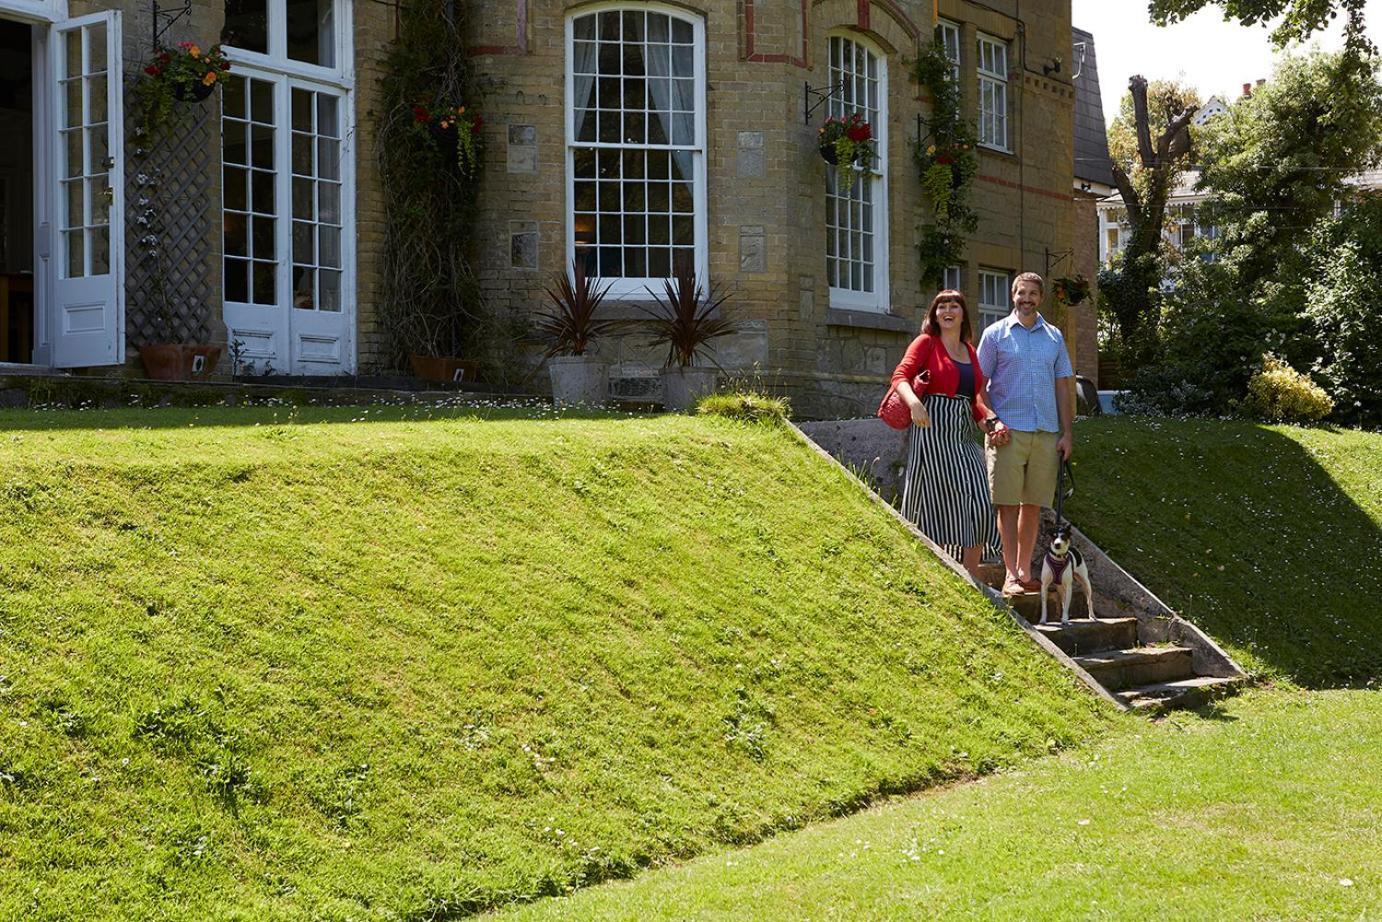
top-left (1053, 457), bottom-right (1075, 523)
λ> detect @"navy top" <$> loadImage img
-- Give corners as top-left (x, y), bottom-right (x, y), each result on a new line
top-left (955, 360), bottom-right (976, 402)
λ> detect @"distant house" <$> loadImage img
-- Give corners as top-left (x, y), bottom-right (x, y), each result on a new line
top-left (1097, 90), bottom-right (1380, 268)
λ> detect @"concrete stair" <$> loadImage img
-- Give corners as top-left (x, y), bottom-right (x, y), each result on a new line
top-left (976, 563), bottom-right (1243, 712)
top-left (786, 423), bottom-right (1248, 716)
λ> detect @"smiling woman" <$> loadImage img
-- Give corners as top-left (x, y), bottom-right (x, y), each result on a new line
top-left (888, 289), bottom-right (1001, 578)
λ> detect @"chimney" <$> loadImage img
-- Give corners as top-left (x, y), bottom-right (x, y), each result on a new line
top-left (1242, 82), bottom-right (1252, 96)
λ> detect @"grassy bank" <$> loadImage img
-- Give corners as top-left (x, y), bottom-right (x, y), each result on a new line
top-left (497, 688), bottom-right (1382, 921)
top-left (1068, 417), bottom-right (1382, 686)
top-left (0, 406), bottom-right (1113, 920)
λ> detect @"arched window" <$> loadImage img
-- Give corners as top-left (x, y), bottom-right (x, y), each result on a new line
top-left (826, 34), bottom-right (888, 311)
top-left (566, 5), bottom-right (707, 296)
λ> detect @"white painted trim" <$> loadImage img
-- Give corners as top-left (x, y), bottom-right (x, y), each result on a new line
top-left (563, 2), bottom-right (709, 299)
top-left (826, 30), bottom-right (889, 314)
top-left (0, 0), bottom-right (65, 24)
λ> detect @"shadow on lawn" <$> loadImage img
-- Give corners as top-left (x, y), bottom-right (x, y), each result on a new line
top-left (1069, 417), bottom-right (1382, 689)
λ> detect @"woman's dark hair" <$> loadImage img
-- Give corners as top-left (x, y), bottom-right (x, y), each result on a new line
top-left (924, 289), bottom-right (973, 343)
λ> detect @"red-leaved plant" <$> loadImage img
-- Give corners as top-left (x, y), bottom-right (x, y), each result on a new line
top-left (535, 260), bottom-right (625, 357)
top-left (641, 265), bottom-right (742, 367)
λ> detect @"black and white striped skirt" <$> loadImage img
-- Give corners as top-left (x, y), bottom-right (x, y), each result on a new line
top-left (899, 394), bottom-right (998, 561)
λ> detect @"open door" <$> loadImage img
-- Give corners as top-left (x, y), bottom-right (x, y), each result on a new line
top-left (50, 12), bottom-right (122, 368)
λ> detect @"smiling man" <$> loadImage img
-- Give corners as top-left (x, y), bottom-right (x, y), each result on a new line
top-left (976, 272), bottom-right (1075, 596)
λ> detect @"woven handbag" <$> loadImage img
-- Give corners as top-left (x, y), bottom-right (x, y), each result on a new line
top-left (877, 370), bottom-right (930, 430)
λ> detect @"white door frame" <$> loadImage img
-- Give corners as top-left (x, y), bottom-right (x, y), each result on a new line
top-left (48, 11), bottom-right (124, 368)
top-left (1, 3), bottom-right (64, 366)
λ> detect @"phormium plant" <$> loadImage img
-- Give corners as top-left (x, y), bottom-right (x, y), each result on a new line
top-left (641, 265), bottom-right (742, 368)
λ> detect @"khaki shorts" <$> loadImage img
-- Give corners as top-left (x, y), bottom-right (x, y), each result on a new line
top-left (987, 430), bottom-right (1060, 507)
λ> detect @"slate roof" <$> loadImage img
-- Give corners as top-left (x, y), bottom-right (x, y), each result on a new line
top-left (1072, 27), bottom-right (1115, 188)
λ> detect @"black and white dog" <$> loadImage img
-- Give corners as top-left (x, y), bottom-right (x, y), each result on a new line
top-left (1039, 523), bottom-right (1096, 625)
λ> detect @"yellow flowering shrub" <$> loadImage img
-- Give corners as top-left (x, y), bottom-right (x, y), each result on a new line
top-left (1243, 354), bottom-right (1334, 424)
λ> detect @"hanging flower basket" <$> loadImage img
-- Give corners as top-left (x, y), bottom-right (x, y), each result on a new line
top-left (136, 42), bottom-right (231, 137)
top-left (412, 102), bottom-right (484, 178)
top-left (817, 112), bottom-right (876, 190)
top-left (172, 81), bottom-right (216, 103)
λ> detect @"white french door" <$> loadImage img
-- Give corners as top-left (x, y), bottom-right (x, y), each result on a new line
top-left (220, 68), bottom-right (354, 374)
top-left (50, 11), bottom-right (123, 367)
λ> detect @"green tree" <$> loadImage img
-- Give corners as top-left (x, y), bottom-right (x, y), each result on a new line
top-left (1150, 0), bottom-right (1375, 60)
top-left (1100, 77), bottom-right (1200, 365)
top-left (1194, 51), bottom-right (1382, 364)
top-left (1303, 194), bottom-right (1382, 426)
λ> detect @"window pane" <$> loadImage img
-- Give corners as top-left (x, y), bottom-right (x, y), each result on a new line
top-left (287, 0), bottom-right (335, 67)
top-left (226, 257), bottom-right (249, 302)
top-left (223, 0), bottom-right (269, 53)
top-left (252, 261), bottom-right (276, 304)
top-left (224, 213), bottom-right (248, 256)
top-left (223, 166), bottom-right (248, 211)
top-left (251, 169), bottom-right (274, 213)
top-left (319, 269), bottom-right (341, 312)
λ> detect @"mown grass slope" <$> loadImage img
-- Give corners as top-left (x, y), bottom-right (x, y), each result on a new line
top-left (0, 406), bottom-right (1113, 920)
top-left (499, 688), bottom-right (1382, 921)
top-left (1069, 417), bottom-right (1382, 686)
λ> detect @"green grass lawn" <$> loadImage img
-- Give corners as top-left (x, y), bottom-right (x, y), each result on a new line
top-left (495, 687), bottom-right (1382, 921)
top-left (1070, 418), bottom-right (1382, 686)
top-left (0, 405), bottom-right (1114, 920)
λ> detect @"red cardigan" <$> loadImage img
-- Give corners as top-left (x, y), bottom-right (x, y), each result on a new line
top-left (889, 333), bottom-right (986, 423)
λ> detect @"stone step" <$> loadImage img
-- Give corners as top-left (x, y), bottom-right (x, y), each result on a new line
top-left (1033, 617), bottom-right (1138, 656)
top-left (1072, 646), bottom-right (1196, 692)
top-left (1003, 586), bottom-right (1092, 623)
top-left (1118, 676), bottom-right (1246, 711)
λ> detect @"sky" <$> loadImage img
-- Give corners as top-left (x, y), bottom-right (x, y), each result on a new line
top-left (1071, 0), bottom-right (1382, 124)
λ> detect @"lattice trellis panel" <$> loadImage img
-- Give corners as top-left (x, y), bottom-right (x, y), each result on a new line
top-left (122, 57), bottom-right (219, 347)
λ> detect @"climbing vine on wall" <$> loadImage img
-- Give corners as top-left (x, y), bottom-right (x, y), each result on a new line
top-left (913, 40), bottom-right (978, 288)
top-left (378, 2), bottom-right (518, 371)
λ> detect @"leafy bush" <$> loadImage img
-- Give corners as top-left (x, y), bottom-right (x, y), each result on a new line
top-left (1116, 256), bottom-right (1274, 416)
top-left (1303, 196), bottom-right (1382, 428)
top-left (1115, 366), bottom-right (1219, 417)
top-left (695, 391), bottom-right (790, 424)
top-left (1242, 354), bottom-right (1334, 424)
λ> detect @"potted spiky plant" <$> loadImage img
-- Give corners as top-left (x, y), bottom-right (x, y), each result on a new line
top-left (534, 259), bottom-right (625, 404)
top-left (641, 265), bottom-right (742, 412)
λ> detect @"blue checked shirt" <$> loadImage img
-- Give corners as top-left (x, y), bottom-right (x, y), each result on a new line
top-left (976, 312), bottom-right (1075, 433)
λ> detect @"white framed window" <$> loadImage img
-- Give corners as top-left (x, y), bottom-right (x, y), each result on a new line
top-left (826, 33), bottom-right (888, 312)
top-left (936, 20), bottom-right (960, 82)
top-left (565, 5), bottom-right (708, 298)
top-left (942, 265), bottom-right (962, 293)
top-left (977, 34), bottom-right (1008, 151)
top-left (223, 0), bottom-right (346, 75)
top-left (978, 268), bottom-right (1010, 331)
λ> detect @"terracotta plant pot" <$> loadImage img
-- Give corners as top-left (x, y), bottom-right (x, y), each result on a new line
top-left (661, 366), bottom-right (717, 412)
top-left (139, 343), bottom-right (222, 381)
top-left (409, 354), bottom-right (479, 384)
top-left (172, 81), bottom-right (216, 103)
top-left (547, 355), bottom-right (609, 405)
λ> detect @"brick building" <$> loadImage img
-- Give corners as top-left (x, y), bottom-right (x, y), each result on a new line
top-left (472, 0), bottom-right (1080, 415)
top-left (0, 0), bottom-right (1079, 416)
